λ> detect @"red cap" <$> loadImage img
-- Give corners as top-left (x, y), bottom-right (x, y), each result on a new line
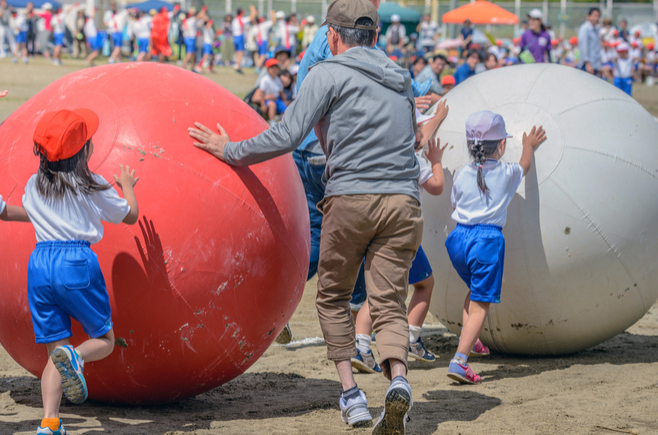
top-left (441, 75), bottom-right (456, 85)
top-left (649, 43), bottom-right (655, 50)
top-left (632, 41), bottom-right (638, 48)
top-left (33, 109), bottom-right (99, 162)
top-left (552, 39), bottom-right (559, 46)
top-left (496, 39), bottom-right (502, 46)
top-left (265, 58), bottom-right (279, 68)
top-left (389, 55), bottom-right (398, 61)
top-left (569, 36), bottom-right (578, 45)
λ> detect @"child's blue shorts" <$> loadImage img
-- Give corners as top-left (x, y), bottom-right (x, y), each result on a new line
top-left (16, 31), bottom-right (28, 44)
top-left (112, 31), bottom-right (122, 48)
top-left (88, 33), bottom-right (101, 51)
top-left (614, 77), bottom-right (633, 96)
top-left (233, 34), bottom-right (245, 51)
top-left (54, 32), bottom-right (65, 47)
top-left (27, 241), bottom-right (113, 344)
top-left (409, 245), bottom-right (432, 285)
top-left (445, 223), bottom-right (505, 304)
top-left (138, 38), bottom-right (149, 53)
top-left (257, 40), bottom-right (268, 56)
top-left (184, 37), bottom-right (197, 53)
top-left (202, 42), bottom-right (213, 55)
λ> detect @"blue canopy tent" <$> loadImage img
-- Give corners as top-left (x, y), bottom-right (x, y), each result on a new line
top-left (127, 0), bottom-right (174, 12)
top-left (6, 0), bottom-right (61, 9)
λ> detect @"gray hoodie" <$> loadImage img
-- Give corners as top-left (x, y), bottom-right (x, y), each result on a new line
top-left (225, 46), bottom-right (420, 202)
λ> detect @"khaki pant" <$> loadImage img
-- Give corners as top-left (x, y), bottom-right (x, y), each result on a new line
top-left (316, 194), bottom-right (423, 380)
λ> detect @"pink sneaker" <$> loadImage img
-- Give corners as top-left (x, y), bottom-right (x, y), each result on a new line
top-left (447, 360), bottom-right (482, 384)
top-left (470, 339), bottom-right (490, 357)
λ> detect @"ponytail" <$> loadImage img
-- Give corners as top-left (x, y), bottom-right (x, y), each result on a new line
top-left (467, 139), bottom-right (500, 194)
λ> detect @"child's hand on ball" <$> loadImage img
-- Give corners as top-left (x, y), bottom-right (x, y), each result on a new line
top-left (425, 137), bottom-right (449, 166)
top-left (523, 126), bottom-right (547, 150)
top-left (114, 164), bottom-right (139, 189)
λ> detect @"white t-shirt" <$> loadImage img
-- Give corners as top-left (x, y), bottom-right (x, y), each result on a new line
top-left (104, 10), bottom-right (127, 34)
top-left (51, 11), bottom-right (66, 34)
top-left (416, 151), bottom-right (433, 204)
top-left (182, 16), bottom-right (198, 38)
top-left (0, 195), bottom-right (5, 214)
top-left (231, 15), bottom-right (250, 37)
top-left (84, 17), bottom-right (97, 39)
top-left (203, 26), bottom-right (214, 44)
top-left (14, 13), bottom-right (28, 32)
top-left (22, 174), bottom-right (130, 244)
top-left (256, 20), bottom-right (273, 44)
top-left (133, 16), bottom-right (152, 39)
top-left (451, 160), bottom-right (524, 227)
top-left (615, 57), bottom-right (633, 78)
top-left (259, 74), bottom-right (283, 96)
top-left (419, 21), bottom-right (438, 48)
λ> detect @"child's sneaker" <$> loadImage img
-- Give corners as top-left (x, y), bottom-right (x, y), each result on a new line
top-left (471, 339), bottom-right (490, 357)
top-left (36, 420), bottom-right (67, 434)
top-left (51, 345), bottom-right (87, 404)
top-left (408, 337), bottom-right (436, 363)
top-left (274, 323), bottom-right (292, 344)
top-left (351, 348), bottom-right (382, 374)
top-left (373, 377), bottom-right (412, 435)
top-left (447, 359), bottom-right (481, 384)
top-left (339, 389), bottom-right (372, 428)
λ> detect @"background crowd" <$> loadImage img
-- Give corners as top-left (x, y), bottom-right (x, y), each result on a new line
top-left (1, 1), bottom-right (655, 116)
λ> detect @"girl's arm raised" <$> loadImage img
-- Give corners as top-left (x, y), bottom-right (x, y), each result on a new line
top-left (0, 205), bottom-right (30, 222)
top-left (422, 138), bottom-right (448, 196)
top-left (417, 99), bottom-right (449, 147)
top-left (113, 164), bottom-right (140, 225)
top-left (519, 126), bottom-right (547, 175)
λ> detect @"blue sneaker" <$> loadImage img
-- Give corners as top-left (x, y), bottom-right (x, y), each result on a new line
top-left (409, 337), bottom-right (436, 363)
top-left (36, 420), bottom-right (67, 434)
top-left (51, 345), bottom-right (87, 404)
top-left (373, 377), bottom-right (412, 435)
top-left (351, 349), bottom-right (382, 374)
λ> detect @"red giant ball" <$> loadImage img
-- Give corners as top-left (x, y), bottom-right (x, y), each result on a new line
top-left (0, 64), bottom-right (310, 404)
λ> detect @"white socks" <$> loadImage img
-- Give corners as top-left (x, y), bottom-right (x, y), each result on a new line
top-left (409, 325), bottom-right (422, 344)
top-left (356, 334), bottom-right (371, 354)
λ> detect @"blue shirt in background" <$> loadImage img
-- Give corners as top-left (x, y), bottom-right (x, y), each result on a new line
top-left (454, 63), bottom-right (476, 85)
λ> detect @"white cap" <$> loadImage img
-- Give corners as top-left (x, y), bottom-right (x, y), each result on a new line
top-left (391, 14), bottom-right (400, 22)
top-left (528, 9), bottom-right (543, 19)
top-left (275, 11), bottom-right (285, 19)
top-left (290, 64), bottom-right (299, 75)
top-left (42, 2), bottom-right (53, 9)
top-left (307, 15), bottom-right (315, 23)
top-left (466, 110), bottom-right (512, 143)
top-left (617, 41), bottom-right (630, 52)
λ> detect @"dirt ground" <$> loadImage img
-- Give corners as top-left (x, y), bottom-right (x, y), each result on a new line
top-left (2, 58), bottom-right (658, 435)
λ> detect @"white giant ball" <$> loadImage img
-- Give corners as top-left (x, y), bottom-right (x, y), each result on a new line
top-left (424, 64), bottom-right (658, 355)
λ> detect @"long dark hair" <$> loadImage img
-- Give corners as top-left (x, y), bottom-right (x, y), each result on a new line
top-left (33, 140), bottom-right (110, 199)
top-left (468, 139), bottom-right (500, 194)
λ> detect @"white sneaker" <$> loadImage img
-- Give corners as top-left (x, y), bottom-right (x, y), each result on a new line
top-left (36, 420), bottom-right (67, 434)
top-left (339, 389), bottom-right (372, 428)
top-left (373, 378), bottom-right (413, 435)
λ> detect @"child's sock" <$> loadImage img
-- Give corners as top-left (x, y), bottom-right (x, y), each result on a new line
top-left (356, 334), bottom-right (371, 354)
top-left (40, 418), bottom-right (60, 431)
top-left (452, 352), bottom-right (468, 365)
top-left (392, 375), bottom-right (408, 384)
top-left (342, 385), bottom-right (361, 401)
top-left (409, 325), bottom-right (422, 344)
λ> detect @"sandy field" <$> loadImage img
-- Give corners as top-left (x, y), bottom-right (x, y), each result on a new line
top-left (2, 58), bottom-right (658, 435)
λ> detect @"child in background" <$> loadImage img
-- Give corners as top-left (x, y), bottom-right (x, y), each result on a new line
top-left (441, 75), bottom-right (455, 94)
top-left (196, 19), bottom-right (215, 73)
top-left (84, 9), bottom-right (103, 66)
top-left (279, 69), bottom-right (294, 103)
top-left (25, 109), bottom-right (140, 435)
top-left (12, 9), bottom-right (28, 63)
top-left (133, 10), bottom-right (153, 62)
top-left (256, 58), bottom-right (286, 125)
top-left (50, 4), bottom-right (74, 66)
top-left (446, 110), bottom-right (546, 384)
top-left (613, 42), bottom-right (634, 96)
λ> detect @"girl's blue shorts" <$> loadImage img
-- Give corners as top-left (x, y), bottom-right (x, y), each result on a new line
top-left (16, 31), bottom-right (28, 44)
top-left (27, 241), bottom-right (113, 344)
top-left (184, 37), bottom-right (197, 53)
top-left (138, 38), bottom-right (149, 53)
top-left (233, 34), bottom-right (245, 51)
top-left (54, 32), bottom-right (65, 47)
top-left (202, 42), bottom-right (213, 55)
top-left (446, 223), bottom-right (505, 304)
top-left (258, 40), bottom-right (268, 56)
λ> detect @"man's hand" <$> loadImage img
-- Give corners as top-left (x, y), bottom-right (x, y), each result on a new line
top-left (585, 62), bottom-right (594, 74)
top-left (522, 126), bottom-right (547, 150)
top-left (114, 164), bottom-right (139, 189)
top-left (0, 90), bottom-right (8, 98)
top-left (189, 122), bottom-right (231, 162)
top-left (429, 92), bottom-right (441, 105)
top-left (414, 95), bottom-right (432, 111)
top-left (425, 137), bottom-right (448, 166)
top-left (435, 98), bottom-right (449, 121)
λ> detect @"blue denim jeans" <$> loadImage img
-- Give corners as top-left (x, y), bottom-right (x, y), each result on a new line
top-left (292, 148), bottom-right (366, 302)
